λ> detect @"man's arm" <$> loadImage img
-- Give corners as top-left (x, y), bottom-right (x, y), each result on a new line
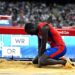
top-left (38, 25), bottom-right (49, 56)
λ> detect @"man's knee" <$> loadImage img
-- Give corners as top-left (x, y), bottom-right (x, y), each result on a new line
top-left (38, 57), bottom-right (45, 65)
top-left (38, 55), bottom-right (48, 65)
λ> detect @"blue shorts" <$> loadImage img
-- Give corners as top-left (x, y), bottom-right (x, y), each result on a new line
top-left (44, 46), bottom-right (66, 59)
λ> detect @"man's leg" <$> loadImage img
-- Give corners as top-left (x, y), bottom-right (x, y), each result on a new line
top-left (38, 54), bottom-right (66, 66)
top-left (38, 47), bottom-right (67, 66)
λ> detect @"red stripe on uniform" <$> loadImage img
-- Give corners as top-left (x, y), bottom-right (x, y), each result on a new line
top-left (49, 46), bottom-right (64, 58)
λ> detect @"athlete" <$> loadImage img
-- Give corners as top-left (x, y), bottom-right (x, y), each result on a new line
top-left (24, 22), bottom-right (73, 68)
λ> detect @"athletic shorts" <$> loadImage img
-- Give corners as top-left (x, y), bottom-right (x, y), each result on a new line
top-left (44, 46), bottom-right (66, 59)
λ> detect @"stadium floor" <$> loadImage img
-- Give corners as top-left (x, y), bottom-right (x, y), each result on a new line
top-left (0, 59), bottom-right (75, 75)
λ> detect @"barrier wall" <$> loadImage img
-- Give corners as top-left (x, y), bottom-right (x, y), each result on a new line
top-left (0, 15), bottom-right (12, 26)
top-left (0, 26), bottom-right (75, 60)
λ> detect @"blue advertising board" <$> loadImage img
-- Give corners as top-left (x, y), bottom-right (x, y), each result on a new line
top-left (0, 34), bottom-right (75, 60)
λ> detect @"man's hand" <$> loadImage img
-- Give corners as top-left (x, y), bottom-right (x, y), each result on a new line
top-left (32, 55), bottom-right (38, 64)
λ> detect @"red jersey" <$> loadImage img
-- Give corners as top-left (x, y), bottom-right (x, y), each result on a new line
top-left (38, 22), bottom-right (65, 58)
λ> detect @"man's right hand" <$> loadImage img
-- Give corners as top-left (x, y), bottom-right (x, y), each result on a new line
top-left (32, 55), bottom-right (38, 64)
